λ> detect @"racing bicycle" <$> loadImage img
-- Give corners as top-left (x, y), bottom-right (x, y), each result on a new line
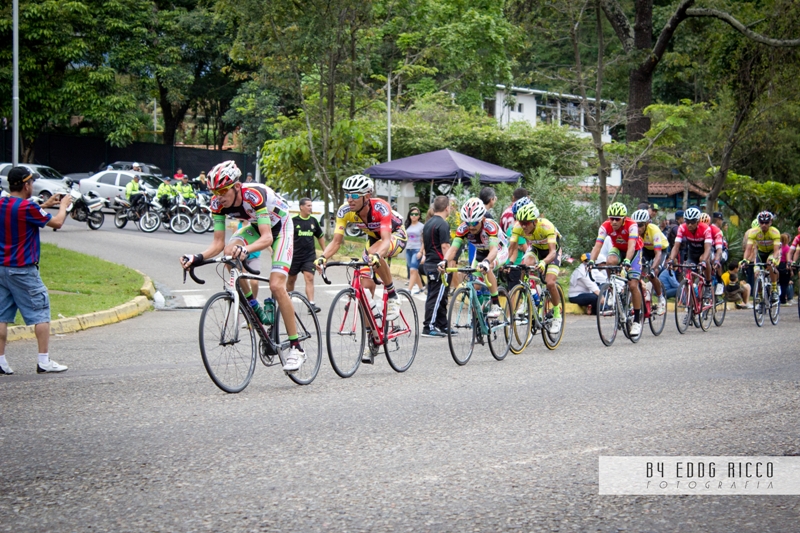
top-left (589, 265), bottom-right (643, 345)
top-left (503, 264), bottom-right (564, 352)
top-left (185, 256), bottom-right (322, 393)
top-left (750, 261), bottom-right (780, 327)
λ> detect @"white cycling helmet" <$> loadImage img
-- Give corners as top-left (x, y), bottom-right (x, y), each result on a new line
top-left (208, 160), bottom-right (241, 190)
top-left (460, 198), bottom-right (487, 224)
top-left (631, 209), bottom-right (650, 223)
top-left (342, 174), bottom-right (374, 195)
top-left (684, 207), bottom-right (701, 222)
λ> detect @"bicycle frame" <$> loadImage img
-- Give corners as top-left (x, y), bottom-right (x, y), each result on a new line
top-left (324, 261), bottom-right (413, 347)
top-left (443, 267), bottom-right (496, 337)
top-left (675, 264), bottom-right (712, 317)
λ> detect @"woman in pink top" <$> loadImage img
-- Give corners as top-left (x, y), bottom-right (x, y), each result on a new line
top-left (778, 233), bottom-right (791, 305)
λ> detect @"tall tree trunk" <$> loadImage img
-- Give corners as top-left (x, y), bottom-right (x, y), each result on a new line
top-left (624, 66), bottom-right (653, 202)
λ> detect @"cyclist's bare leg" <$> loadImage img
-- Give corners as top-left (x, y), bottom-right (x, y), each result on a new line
top-left (545, 272), bottom-right (560, 305)
top-left (286, 273), bottom-right (298, 292)
top-left (650, 270), bottom-right (663, 296)
top-left (628, 278), bottom-right (642, 310)
top-left (270, 272), bottom-right (297, 337)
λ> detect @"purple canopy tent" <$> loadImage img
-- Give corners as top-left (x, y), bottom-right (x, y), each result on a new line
top-left (363, 149), bottom-right (522, 205)
top-left (363, 149), bottom-right (522, 183)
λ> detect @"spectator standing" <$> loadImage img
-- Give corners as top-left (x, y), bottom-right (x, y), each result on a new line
top-left (667, 210), bottom-right (684, 250)
top-left (421, 196), bottom-right (451, 337)
top-left (0, 167), bottom-right (72, 375)
top-left (132, 162), bottom-right (142, 172)
top-left (648, 203), bottom-right (660, 224)
top-left (173, 167), bottom-right (187, 181)
top-left (479, 187), bottom-right (497, 218)
top-left (195, 171), bottom-right (210, 199)
top-left (287, 198), bottom-right (326, 313)
top-left (404, 207), bottom-right (425, 294)
top-left (568, 253), bottom-right (606, 314)
top-left (500, 187), bottom-right (529, 235)
top-left (778, 233), bottom-right (791, 305)
top-left (245, 172), bottom-right (254, 183)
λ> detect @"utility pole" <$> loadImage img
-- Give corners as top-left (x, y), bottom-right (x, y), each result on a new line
top-left (386, 72), bottom-right (392, 206)
top-left (12, 0), bottom-right (20, 164)
top-left (153, 98), bottom-right (158, 143)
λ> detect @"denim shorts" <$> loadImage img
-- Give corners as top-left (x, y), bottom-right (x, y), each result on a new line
top-left (406, 248), bottom-right (421, 270)
top-left (0, 265), bottom-right (51, 325)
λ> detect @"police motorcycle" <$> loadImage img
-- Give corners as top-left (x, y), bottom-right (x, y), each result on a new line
top-left (114, 189), bottom-right (161, 233)
top-left (186, 193), bottom-right (213, 233)
top-left (156, 192), bottom-right (192, 234)
top-left (64, 178), bottom-right (107, 230)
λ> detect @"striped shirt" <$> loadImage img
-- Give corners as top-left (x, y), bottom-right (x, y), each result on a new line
top-left (0, 196), bottom-right (52, 267)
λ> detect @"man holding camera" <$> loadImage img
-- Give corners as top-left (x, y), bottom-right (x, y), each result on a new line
top-left (0, 167), bottom-right (72, 375)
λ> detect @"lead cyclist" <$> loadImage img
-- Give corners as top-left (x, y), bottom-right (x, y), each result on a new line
top-left (179, 160), bottom-right (306, 373)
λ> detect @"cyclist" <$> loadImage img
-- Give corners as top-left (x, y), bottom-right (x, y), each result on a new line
top-left (668, 207), bottom-right (713, 296)
top-left (742, 210), bottom-right (781, 302)
top-left (438, 198), bottom-right (509, 319)
top-left (631, 209), bottom-right (667, 315)
top-left (179, 160), bottom-right (305, 373)
top-left (700, 212), bottom-right (725, 294)
top-left (587, 202), bottom-right (644, 336)
top-left (315, 174), bottom-right (407, 321)
top-left (503, 196), bottom-right (532, 291)
top-left (507, 203), bottom-right (564, 333)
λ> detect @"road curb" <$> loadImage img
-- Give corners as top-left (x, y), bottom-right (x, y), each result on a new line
top-left (7, 275), bottom-right (154, 342)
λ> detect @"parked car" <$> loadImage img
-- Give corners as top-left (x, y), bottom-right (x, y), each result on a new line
top-left (0, 163), bottom-right (70, 201)
top-left (66, 161), bottom-right (164, 185)
top-left (79, 170), bottom-right (160, 203)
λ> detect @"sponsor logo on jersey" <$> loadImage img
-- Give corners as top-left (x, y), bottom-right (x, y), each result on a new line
top-left (243, 188), bottom-right (264, 207)
top-left (374, 201), bottom-right (390, 216)
top-left (336, 205), bottom-right (350, 218)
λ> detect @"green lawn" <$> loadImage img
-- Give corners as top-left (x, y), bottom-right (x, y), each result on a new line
top-left (13, 243), bottom-right (143, 325)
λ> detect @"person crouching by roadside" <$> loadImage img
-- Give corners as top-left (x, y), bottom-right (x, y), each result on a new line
top-left (568, 253), bottom-right (606, 314)
top-left (0, 167), bottom-right (72, 375)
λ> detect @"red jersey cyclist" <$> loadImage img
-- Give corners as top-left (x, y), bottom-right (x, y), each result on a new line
top-left (179, 161), bottom-right (306, 373)
top-left (438, 198), bottom-right (509, 319)
top-left (315, 174), bottom-right (407, 321)
top-left (668, 207), bottom-right (713, 296)
top-left (587, 202), bottom-right (644, 336)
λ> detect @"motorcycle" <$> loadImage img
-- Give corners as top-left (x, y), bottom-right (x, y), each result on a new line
top-left (186, 194), bottom-right (213, 233)
top-left (64, 179), bottom-right (107, 230)
top-left (114, 190), bottom-right (161, 233)
top-left (154, 193), bottom-right (192, 234)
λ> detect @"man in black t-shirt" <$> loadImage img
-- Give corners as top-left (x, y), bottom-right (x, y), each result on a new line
top-left (288, 198), bottom-right (327, 313)
top-left (422, 196), bottom-right (452, 337)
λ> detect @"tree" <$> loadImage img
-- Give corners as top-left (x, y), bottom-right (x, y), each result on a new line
top-left (0, 0), bottom-right (151, 161)
top-left (598, 0), bottom-right (800, 202)
top-left (222, 79), bottom-right (280, 153)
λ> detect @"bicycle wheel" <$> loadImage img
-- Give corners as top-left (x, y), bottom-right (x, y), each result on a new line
top-left (622, 290), bottom-right (643, 343)
top-left (191, 212), bottom-right (212, 233)
top-left (541, 284), bottom-right (565, 350)
top-left (648, 291), bottom-right (667, 336)
top-left (199, 292), bottom-right (257, 393)
top-left (138, 211), bottom-right (161, 233)
top-left (448, 287), bottom-right (476, 365)
top-left (508, 285), bottom-right (532, 354)
top-left (698, 287), bottom-right (713, 332)
top-left (488, 287), bottom-right (512, 361)
top-left (753, 277), bottom-right (765, 327)
top-left (326, 288), bottom-right (365, 378)
top-left (170, 212), bottom-right (192, 234)
top-left (383, 289), bottom-right (419, 372)
top-left (675, 280), bottom-right (692, 334)
top-left (769, 286), bottom-right (781, 325)
top-left (275, 292), bottom-right (322, 385)
top-left (712, 293), bottom-right (727, 327)
top-left (596, 284), bottom-right (618, 346)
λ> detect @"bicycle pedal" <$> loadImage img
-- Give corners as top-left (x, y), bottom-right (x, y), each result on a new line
top-left (361, 355), bottom-right (374, 364)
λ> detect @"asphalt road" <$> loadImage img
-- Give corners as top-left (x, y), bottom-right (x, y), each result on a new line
top-left (1, 219), bottom-right (799, 532)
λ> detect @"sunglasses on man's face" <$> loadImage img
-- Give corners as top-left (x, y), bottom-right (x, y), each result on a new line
top-left (345, 193), bottom-right (362, 200)
top-left (212, 185), bottom-right (234, 197)
top-left (609, 217), bottom-right (623, 222)
top-left (466, 220), bottom-right (481, 227)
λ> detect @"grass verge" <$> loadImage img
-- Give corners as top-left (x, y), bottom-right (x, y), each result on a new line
top-left (13, 243), bottom-right (143, 325)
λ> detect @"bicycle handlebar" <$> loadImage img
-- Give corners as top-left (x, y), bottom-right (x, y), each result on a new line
top-left (183, 255), bottom-right (260, 285)
top-left (319, 258), bottom-right (372, 286)
top-left (586, 264), bottom-right (623, 283)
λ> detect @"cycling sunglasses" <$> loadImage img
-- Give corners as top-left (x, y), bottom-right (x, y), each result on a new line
top-left (465, 220), bottom-right (482, 227)
top-left (345, 193), bottom-right (362, 200)
top-left (212, 184), bottom-right (234, 197)
top-left (609, 216), bottom-right (623, 222)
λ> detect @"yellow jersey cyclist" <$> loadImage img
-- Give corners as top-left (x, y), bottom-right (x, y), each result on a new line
top-left (315, 174), bottom-right (407, 321)
top-left (742, 210), bottom-right (781, 303)
top-left (438, 198), bottom-right (509, 319)
top-left (631, 209), bottom-right (667, 315)
top-left (179, 160), bottom-right (307, 373)
top-left (507, 203), bottom-right (564, 334)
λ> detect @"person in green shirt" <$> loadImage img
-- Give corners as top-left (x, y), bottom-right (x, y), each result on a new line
top-left (125, 175), bottom-right (144, 211)
top-left (174, 175), bottom-right (196, 200)
top-left (156, 177), bottom-right (175, 209)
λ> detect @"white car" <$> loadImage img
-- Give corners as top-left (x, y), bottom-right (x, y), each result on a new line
top-left (79, 170), bottom-right (161, 203)
top-left (0, 163), bottom-right (69, 201)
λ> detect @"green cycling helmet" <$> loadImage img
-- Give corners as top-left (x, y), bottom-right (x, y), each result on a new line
top-left (607, 202), bottom-right (627, 217)
top-left (515, 203), bottom-right (540, 222)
